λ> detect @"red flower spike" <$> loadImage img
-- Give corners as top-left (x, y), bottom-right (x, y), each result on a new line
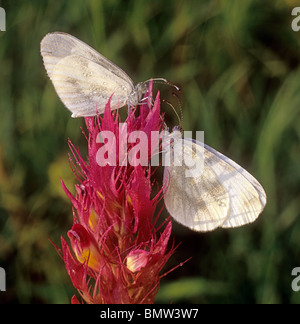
top-left (59, 84), bottom-right (177, 304)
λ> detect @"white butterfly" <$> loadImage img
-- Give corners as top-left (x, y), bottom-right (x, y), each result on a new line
top-left (40, 32), bottom-right (173, 117)
top-left (162, 128), bottom-right (267, 232)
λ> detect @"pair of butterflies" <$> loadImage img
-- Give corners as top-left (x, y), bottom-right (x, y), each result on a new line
top-left (40, 32), bottom-right (267, 232)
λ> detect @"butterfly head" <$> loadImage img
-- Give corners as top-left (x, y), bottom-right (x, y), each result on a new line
top-left (127, 82), bottom-right (149, 107)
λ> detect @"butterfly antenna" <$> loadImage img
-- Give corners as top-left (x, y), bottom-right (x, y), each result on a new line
top-left (163, 120), bottom-right (168, 131)
top-left (144, 78), bottom-right (181, 93)
top-left (171, 91), bottom-right (183, 128)
top-left (162, 98), bottom-right (182, 129)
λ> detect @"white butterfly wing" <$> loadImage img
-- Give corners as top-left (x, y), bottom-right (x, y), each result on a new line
top-left (163, 139), bottom-right (231, 231)
top-left (40, 32), bottom-right (135, 117)
top-left (163, 137), bottom-right (266, 232)
top-left (202, 143), bottom-right (266, 228)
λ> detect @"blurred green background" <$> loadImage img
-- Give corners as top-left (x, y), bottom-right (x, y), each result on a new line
top-left (0, 0), bottom-right (300, 304)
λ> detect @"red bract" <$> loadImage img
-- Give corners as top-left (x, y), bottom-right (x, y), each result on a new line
top-left (58, 85), bottom-right (176, 304)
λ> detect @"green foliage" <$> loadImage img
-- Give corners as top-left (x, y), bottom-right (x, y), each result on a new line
top-left (0, 0), bottom-right (300, 303)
